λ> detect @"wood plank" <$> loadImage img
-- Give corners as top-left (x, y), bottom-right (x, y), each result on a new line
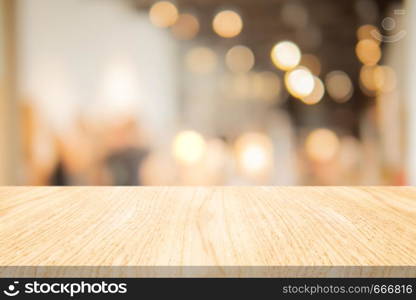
top-left (0, 187), bottom-right (415, 277)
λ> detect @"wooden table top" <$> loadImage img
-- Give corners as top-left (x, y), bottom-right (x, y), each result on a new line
top-left (0, 187), bottom-right (415, 277)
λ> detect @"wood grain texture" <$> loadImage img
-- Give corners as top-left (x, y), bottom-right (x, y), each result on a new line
top-left (0, 187), bottom-right (415, 277)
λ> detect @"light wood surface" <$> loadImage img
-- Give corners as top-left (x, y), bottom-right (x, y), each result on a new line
top-left (0, 187), bottom-right (415, 277)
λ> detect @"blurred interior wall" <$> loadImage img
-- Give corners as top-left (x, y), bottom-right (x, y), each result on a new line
top-left (0, 0), bottom-right (7, 184)
top-left (0, 0), bottom-right (20, 185)
top-left (16, 0), bottom-right (178, 146)
top-left (378, 5), bottom-right (406, 184)
top-left (406, 0), bottom-right (416, 185)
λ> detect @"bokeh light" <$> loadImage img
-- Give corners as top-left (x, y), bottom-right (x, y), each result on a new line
top-left (285, 67), bottom-right (315, 98)
top-left (8, 0), bottom-right (407, 187)
top-left (305, 129), bottom-right (340, 163)
top-left (171, 13), bottom-right (200, 40)
top-left (300, 54), bottom-right (322, 76)
top-left (357, 24), bottom-right (380, 43)
top-left (178, 138), bottom-right (229, 185)
top-left (235, 132), bottom-right (273, 176)
top-left (185, 47), bottom-right (218, 74)
top-left (359, 65), bottom-right (378, 94)
top-left (301, 76), bottom-right (325, 105)
top-left (149, 1), bottom-right (179, 28)
top-left (173, 130), bottom-right (206, 165)
top-left (325, 71), bottom-right (354, 103)
top-left (225, 45), bottom-right (255, 73)
top-left (373, 65), bottom-right (397, 94)
top-left (360, 65), bottom-right (397, 95)
top-left (271, 41), bottom-right (301, 71)
top-left (355, 39), bottom-right (382, 66)
top-left (212, 10), bottom-right (243, 38)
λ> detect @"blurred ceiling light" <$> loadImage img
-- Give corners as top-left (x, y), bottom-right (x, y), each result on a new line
top-left (252, 71), bottom-right (282, 102)
top-left (357, 24), bottom-right (380, 43)
top-left (305, 128), bottom-right (340, 163)
top-left (300, 54), bottom-right (321, 76)
top-left (185, 47), bottom-right (218, 74)
top-left (225, 45), bottom-right (255, 73)
top-left (149, 1), bottom-right (179, 28)
top-left (271, 41), bottom-right (301, 71)
top-left (235, 132), bottom-right (273, 176)
top-left (325, 71), bottom-right (353, 103)
top-left (301, 76), bottom-right (325, 105)
top-left (212, 10), bottom-right (243, 38)
top-left (281, 2), bottom-right (309, 29)
top-left (173, 130), bottom-right (206, 165)
top-left (355, 39), bottom-right (381, 66)
top-left (285, 67), bottom-right (315, 98)
top-left (171, 13), bottom-right (200, 40)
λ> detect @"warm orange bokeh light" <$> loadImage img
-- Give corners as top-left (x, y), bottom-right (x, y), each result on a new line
top-left (212, 10), bottom-right (243, 38)
top-left (149, 1), bottom-right (179, 28)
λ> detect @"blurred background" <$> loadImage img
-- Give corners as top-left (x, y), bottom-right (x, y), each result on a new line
top-left (0, 0), bottom-right (413, 186)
